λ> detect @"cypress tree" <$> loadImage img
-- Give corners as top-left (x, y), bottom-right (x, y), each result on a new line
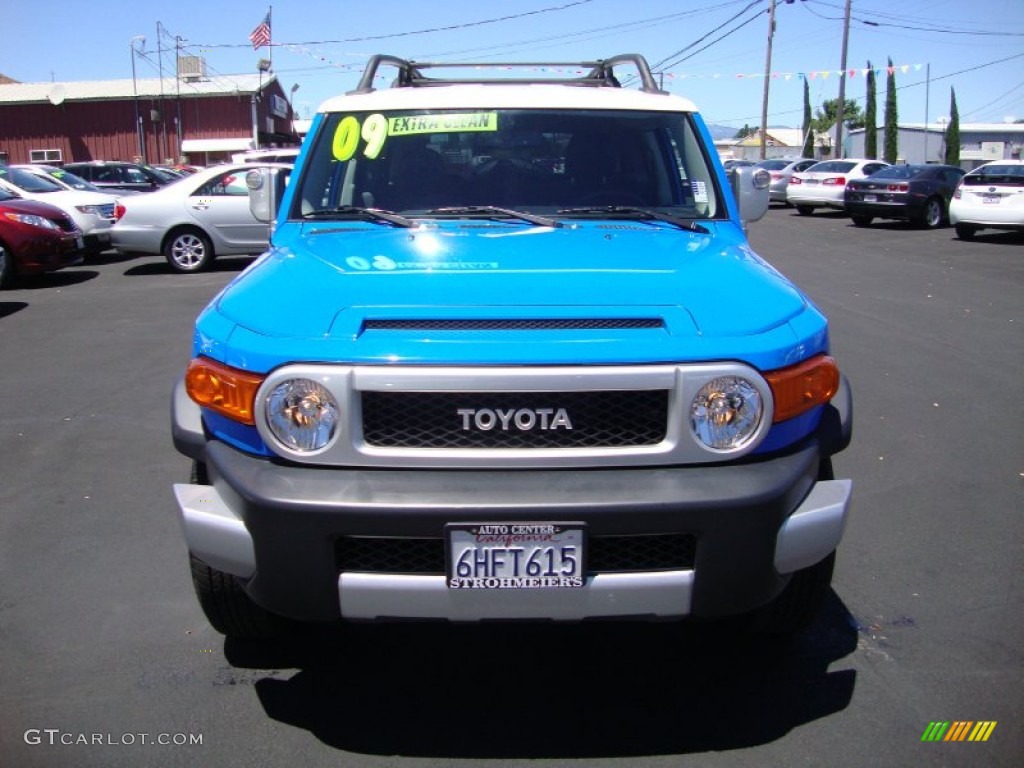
top-left (944, 88), bottom-right (961, 166)
top-left (802, 77), bottom-right (814, 157)
top-left (864, 61), bottom-right (877, 159)
top-left (884, 58), bottom-right (899, 164)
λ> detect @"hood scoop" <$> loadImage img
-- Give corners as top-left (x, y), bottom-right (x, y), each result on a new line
top-left (362, 317), bottom-right (665, 332)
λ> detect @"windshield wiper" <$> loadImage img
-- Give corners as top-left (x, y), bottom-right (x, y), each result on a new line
top-left (423, 206), bottom-right (563, 229)
top-left (302, 206), bottom-right (415, 228)
top-left (556, 206), bottom-right (709, 233)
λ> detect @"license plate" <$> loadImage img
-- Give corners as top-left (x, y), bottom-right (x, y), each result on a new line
top-left (864, 194), bottom-right (877, 202)
top-left (983, 194), bottom-right (1000, 204)
top-left (446, 522), bottom-right (586, 589)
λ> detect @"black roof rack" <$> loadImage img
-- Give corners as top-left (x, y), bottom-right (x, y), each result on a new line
top-left (349, 53), bottom-right (666, 95)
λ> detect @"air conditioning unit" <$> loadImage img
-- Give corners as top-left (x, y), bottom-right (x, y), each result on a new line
top-left (178, 56), bottom-right (207, 81)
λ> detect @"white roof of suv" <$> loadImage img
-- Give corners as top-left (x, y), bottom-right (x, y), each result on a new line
top-left (320, 54), bottom-right (698, 115)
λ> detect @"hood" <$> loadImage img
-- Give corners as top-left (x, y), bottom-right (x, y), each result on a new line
top-left (204, 220), bottom-right (823, 369)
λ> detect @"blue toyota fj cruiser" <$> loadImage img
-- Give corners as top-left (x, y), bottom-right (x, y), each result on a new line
top-left (171, 54), bottom-right (853, 637)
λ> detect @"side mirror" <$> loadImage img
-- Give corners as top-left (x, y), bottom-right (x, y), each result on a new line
top-left (730, 166), bottom-right (771, 225)
top-left (246, 167), bottom-right (287, 224)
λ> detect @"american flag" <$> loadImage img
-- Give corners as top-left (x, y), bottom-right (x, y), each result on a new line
top-left (249, 12), bottom-right (271, 50)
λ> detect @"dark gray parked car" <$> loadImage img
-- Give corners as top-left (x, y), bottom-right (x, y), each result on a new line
top-left (844, 164), bottom-right (965, 228)
top-left (62, 161), bottom-right (175, 194)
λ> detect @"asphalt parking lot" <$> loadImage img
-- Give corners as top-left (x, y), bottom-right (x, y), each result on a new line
top-left (0, 208), bottom-right (1021, 767)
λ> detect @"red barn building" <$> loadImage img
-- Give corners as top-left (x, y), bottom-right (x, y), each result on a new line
top-left (0, 66), bottom-right (298, 167)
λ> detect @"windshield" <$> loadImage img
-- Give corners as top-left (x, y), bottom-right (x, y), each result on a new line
top-left (807, 161), bottom-right (856, 174)
top-left (0, 166), bottom-right (64, 193)
top-left (869, 166), bottom-right (922, 180)
top-left (43, 168), bottom-right (100, 191)
top-left (292, 108), bottom-right (721, 220)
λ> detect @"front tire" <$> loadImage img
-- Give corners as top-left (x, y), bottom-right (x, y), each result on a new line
top-left (190, 553), bottom-right (289, 639)
top-left (955, 223), bottom-right (977, 240)
top-left (796, 205), bottom-right (815, 216)
top-left (746, 551), bottom-right (836, 634)
top-left (851, 215), bottom-right (873, 227)
top-left (0, 243), bottom-right (15, 289)
top-left (164, 228), bottom-right (215, 273)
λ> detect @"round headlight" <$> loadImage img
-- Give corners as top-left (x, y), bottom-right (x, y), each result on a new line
top-left (690, 376), bottom-right (763, 451)
top-left (265, 379), bottom-right (339, 452)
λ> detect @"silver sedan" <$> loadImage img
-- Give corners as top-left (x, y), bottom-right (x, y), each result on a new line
top-left (110, 163), bottom-right (292, 272)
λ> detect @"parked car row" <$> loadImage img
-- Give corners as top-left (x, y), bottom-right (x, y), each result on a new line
top-left (755, 156), bottom-right (1022, 238)
top-left (0, 154), bottom-right (304, 286)
top-left (0, 165), bottom-right (115, 254)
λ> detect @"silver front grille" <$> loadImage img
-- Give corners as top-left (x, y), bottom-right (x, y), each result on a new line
top-left (252, 363), bottom-right (774, 469)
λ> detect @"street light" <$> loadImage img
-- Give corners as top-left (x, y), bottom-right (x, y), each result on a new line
top-left (130, 35), bottom-right (146, 162)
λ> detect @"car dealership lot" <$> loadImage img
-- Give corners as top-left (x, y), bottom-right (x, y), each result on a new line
top-left (1, 212), bottom-right (1021, 767)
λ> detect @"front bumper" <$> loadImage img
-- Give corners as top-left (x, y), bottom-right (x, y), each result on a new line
top-left (171, 377), bottom-right (853, 624)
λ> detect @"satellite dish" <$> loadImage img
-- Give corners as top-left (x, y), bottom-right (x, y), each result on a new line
top-left (47, 85), bottom-right (67, 106)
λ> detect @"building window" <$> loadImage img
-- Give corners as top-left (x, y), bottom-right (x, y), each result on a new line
top-left (29, 148), bottom-right (63, 163)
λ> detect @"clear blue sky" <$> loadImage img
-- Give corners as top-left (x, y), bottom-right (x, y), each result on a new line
top-left (3, 0), bottom-right (1022, 131)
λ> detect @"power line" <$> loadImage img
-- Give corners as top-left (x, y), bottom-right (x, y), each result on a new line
top-left (806, 0), bottom-right (1024, 35)
top-left (194, 0), bottom-right (596, 49)
top-left (649, 0), bottom-right (767, 71)
top-left (714, 51), bottom-right (1024, 124)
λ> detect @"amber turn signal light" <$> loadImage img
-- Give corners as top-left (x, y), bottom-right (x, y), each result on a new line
top-left (764, 355), bottom-right (840, 423)
top-left (185, 358), bottom-right (265, 426)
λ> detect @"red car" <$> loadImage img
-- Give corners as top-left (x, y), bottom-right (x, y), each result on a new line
top-left (0, 188), bottom-right (84, 288)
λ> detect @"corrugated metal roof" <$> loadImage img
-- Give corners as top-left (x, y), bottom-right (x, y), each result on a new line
top-left (0, 73), bottom-right (275, 104)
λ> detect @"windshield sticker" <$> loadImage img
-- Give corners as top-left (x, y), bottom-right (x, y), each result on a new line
top-left (388, 112), bottom-right (498, 136)
top-left (333, 112), bottom-right (498, 163)
top-left (691, 180), bottom-right (709, 203)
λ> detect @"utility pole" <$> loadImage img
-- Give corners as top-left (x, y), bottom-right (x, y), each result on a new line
top-left (130, 36), bottom-right (146, 162)
top-left (759, 0), bottom-right (777, 160)
top-left (833, 0), bottom-right (852, 159)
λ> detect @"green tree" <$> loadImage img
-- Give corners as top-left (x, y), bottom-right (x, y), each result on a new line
top-left (864, 61), bottom-right (877, 159)
top-left (802, 78), bottom-right (814, 158)
top-left (734, 124), bottom-right (755, 139)
top-left (884, 58), bottom-right (899, 164)
top-left (944, 87), bottom-right (960, 166)
top-left (813, 98), bottom-right (865, 133)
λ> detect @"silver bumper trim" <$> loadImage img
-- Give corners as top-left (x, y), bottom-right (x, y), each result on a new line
top-left (173, 483), bottom-right (256, 578)
top-left (774, 478), bottom-right (852, 574)
top-left (338, 570), bottom-right (694, 621)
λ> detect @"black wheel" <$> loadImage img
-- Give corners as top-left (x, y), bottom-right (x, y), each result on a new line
top-left (918, 197), bottom-right (944, 229)
top-left (851, 215), bottom-right (873, 227)
top-left (0, 243), bottom-right (15, 289)
top-left (164, 227), bottom-right (215, 273)
top-left (746, 551), bottom-right (836, 634)
top-left (190, 553), bottom-right (289, 639)
top-left (955, 223), bottom-right (977, 240)
top-left (796, 205), bottom-right (814, 216)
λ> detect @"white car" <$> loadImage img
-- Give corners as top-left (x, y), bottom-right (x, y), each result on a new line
top-left (0, 165), bottom-right (118, 254)
top-left (949, 159), bottom-right (1024, 240)
top-left (110, 162), bottom-right (292, 272)
top-left (787, 159), bottom-right (890, 214)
